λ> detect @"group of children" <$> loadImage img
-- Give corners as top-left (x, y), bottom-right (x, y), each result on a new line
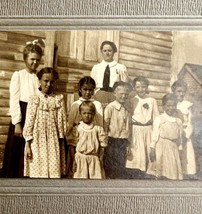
top-left (2, 40), bottom-right (197, 180)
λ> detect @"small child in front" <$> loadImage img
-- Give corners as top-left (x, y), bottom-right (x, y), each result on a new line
top-left (103, 81), bottom-right (132, 179)
top-left (68, 101), bottom-right (107, 179)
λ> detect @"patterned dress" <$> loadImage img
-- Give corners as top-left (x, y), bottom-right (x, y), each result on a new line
top-left (23, 92), bottom-right (67, 178)
top-left (147, 113), bottom-right (183, 180)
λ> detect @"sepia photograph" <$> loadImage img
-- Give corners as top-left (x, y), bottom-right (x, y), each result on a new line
top-left (0, 30), bottom-right (202, 181)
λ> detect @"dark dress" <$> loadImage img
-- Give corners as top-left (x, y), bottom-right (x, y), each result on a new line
top-left (2, 101), bottom-right (27, 178)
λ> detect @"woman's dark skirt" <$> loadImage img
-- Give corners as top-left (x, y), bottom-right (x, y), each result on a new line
top-left (93, 90), bottom-right (115, 108)
top-left (2, 101), bottom-right (27, 178)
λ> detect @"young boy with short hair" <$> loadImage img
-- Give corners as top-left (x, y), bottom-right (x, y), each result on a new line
top-left (103, 81), bottom-right (132, 179)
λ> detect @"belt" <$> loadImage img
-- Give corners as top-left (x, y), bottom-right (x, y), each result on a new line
top-left (131, 121), bottom-right (152, 126)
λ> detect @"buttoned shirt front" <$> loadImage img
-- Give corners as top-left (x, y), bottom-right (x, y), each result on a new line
top-left (104, 100), bottom-right (131, 139)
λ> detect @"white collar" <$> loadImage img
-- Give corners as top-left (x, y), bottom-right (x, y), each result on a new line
top-left (79, 97), bottom-right (94, 102)
top-left (79, 121), bottom-right (94, 130)
top-left (162, 112), bottom-right (177, 122)
top-left (101, 60), bottom-right (118, 68)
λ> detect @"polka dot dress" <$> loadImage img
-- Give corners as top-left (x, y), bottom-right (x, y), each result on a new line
top-left (23, 92), bottom-right (67, 178)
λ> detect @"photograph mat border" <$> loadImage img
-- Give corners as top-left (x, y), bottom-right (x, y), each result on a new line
top-left (0, 17), bottom-right (202, 213)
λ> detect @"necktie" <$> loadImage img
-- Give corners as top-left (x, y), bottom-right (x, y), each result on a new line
top-left (103, 65), bottom-right (110, 89)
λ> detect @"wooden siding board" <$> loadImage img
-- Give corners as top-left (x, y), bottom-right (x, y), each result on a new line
top-left (120, 32), bottom-right (172, 48)
top-left (13, 31), bottom-right (46, 38)
top-left (0, 59), bottom-right (25, 71)
top-left (134, 32), bottom-right (172, 42)
top-left (119, 45), bottom-right (171, 61)
top-left (120, 38), bottom-right (172, 54)
top-left (0, 41), bottom-right (24, 53)
top-left (0, 89), bottom-right (9, 99)
top-left (120, 59), bottom-right (171, 74)
top-left (0, 126), bottom-right (9, 135)
top-left (0, 117), bottom-right (10, 126)
top-left (119, 52), bottom-right (171, 67)
top-left (127, 68), bottom-right (171, 80)
top-left (7, 32), bottom-right (45, 45)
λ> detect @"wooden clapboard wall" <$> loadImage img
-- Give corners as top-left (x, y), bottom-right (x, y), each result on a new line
top-left (55, 30), bottom-right (120, 114)
top-left (0, 31), bottom-right (52, 172)
top-left (119, 31), bottom-right (173, 111)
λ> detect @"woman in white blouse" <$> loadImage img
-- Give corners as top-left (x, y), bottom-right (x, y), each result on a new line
top-left (91, 41), bottom-right (129, 108)
top-left (2, 40), bottom-right (44, 177)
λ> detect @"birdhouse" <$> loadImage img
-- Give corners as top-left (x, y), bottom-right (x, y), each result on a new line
top-left (178, 63), bottom-right (202, 102)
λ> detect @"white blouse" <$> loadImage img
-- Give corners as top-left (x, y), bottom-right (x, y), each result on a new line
top-left (132, 95), bottom-right (159, 124)
top-left (9, 69), bottom-right (39, 125)
top-left (91, 60), bottom-right (129, 92)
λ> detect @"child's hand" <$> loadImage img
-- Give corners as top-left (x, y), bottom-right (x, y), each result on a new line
top-left (149, 148), bottom-right (156, 162)
top-left (99, 148), bottom-right (104, 160)
top-left (126, 146), bottom-right (131, 155)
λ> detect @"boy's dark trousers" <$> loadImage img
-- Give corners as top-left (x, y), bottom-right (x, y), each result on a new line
top-left (103, 137), bottom-right (128, 179)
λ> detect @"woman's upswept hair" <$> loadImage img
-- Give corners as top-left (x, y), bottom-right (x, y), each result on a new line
top-left (100, 40), bottom-right (117, 53)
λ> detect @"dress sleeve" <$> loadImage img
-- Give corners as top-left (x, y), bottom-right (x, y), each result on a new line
top-left (104, 104), bottom-right (111, 133)
top-left (150, 116), bottom-right (161, 148)
top-left (91, 65), bottom-right (98, 86)
top-left (9, 71), bottom-right (21, 125)
top-left (23, 95), bottom-right (39, 141)
top-left (119, 64), bottom-right (130, 82)
top-left (185, 108), bottom-right (194, 139)
top-left (152, 98), bottom-right (160, 123)
top-left (57, 95), bottom-right (67, 139)
top-left (98, 126), bottom-right (108, 148)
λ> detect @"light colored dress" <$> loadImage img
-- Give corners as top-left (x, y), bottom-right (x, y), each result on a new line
top-left (23, 92), bottom-right (67, 178)
top-left (177, 100), bottom-right (196, 175)
top-left (69, 121), bottom-right (107, 179)
top-left (147, 113), bottom-right (183, 180)
top-left (126, 95), bottom-right (159, 171)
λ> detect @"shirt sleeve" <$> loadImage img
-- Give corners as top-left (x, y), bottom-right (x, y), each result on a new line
top-left (97, 126), bottom-right (108, 148)
top-left (150, 116), bottom-right (161, 148)
top-left (23, 95), bottom-right (39, 142)
top-left (9, 71), bottom-right (21, 125)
